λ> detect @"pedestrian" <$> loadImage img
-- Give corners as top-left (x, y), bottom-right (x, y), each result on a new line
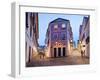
top-left (84, 50), bottom-right (85, 57)
top-left (82, 45), bottom-right (85, 57)
top-left (81, 50), bottom-right (84, 58)
top-left (80, 42), bottom-right (86, 58)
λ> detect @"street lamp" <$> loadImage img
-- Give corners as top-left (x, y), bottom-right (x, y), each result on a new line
top-left (79, 41), bottom-right (81, 44)
top-left (71, 40), bottom-right (72, 42)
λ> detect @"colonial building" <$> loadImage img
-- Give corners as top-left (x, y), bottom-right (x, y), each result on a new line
top-left (45, 18), bottom-right (73, 58)
top-left (25, 12), bottom-right (39, 63)
top-left (79, 16), bottom-right (90, 58)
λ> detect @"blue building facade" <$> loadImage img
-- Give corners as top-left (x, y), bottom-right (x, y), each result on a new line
top-left (45, 18), bottom-right (73, 58)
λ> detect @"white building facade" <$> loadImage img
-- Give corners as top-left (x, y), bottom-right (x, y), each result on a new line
top-left (79, 16), bottom-right (90, 58)
top-left (25, 12), bottom-right (39, 64)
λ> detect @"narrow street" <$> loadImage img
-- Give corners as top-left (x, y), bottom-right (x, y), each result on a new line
top-left (26, 49), bottom-right (89, 67)
top-left (69, 48), bottom-right (89, 64)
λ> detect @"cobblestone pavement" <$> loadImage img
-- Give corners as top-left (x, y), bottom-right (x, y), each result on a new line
top-left (26, 49), bottom-right (89, 67)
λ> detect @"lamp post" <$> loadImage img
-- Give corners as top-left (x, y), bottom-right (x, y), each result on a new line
top-left (71, 40), bottom-right (72, 43)
top-left (56, 42), bottom-right (57, 44)
top-left (70, 39), bottom-right (73, 47)
top-left (70, 39), bottom-right (73, 53)
top-left (79, 41), bottom-right (82, 53)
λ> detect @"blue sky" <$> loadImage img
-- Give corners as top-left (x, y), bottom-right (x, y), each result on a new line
top-left (38, 13), bottom-right (86, 46)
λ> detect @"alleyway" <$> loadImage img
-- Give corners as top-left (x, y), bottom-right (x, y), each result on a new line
top-left (26, 49), bottom-right (89, 67)
top-left (71, 48), bottom-right (81, 56)
top-left (69, 48), bottom-right (89, 64)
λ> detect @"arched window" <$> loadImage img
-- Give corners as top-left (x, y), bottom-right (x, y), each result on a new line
top-left (86, 36), bottom-right (89, 44)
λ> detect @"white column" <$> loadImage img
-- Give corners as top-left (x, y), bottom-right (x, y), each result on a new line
top-left (56, 48), bottom-right (58, 57)
top-left (61, 48), bottom-right (63, 57)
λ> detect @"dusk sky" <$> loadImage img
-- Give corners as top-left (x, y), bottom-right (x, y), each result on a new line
top-left (38, 13), bottom-right (86, 46)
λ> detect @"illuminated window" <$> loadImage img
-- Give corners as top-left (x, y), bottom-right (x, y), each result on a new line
top-left (62, 23), bottom-right (66, 28)
top-left (54, 24), bottom-right (58, 29)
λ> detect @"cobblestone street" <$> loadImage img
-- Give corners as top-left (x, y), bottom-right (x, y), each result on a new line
top-left (26, 49), bottom-right (89, 67)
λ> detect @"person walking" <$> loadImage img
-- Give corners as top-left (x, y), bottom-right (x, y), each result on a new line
top-left (81, 42), bottom-right (86, 58)
top-left (81, 50), bottom-right (84, 58)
